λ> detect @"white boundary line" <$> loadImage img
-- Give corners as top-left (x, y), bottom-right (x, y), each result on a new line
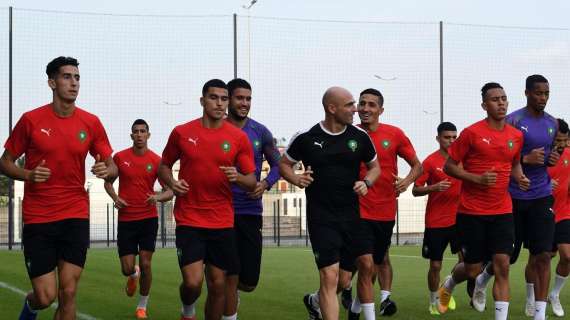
top-left (0, 281), bottom-right (99, 320)
top-left (301, 249), bottom-right (457, 261)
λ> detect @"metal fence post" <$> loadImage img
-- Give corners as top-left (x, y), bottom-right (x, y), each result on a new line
top-left (298, 198), bottom-right (302, 238)
top-left (161, 202), bottom-right (166, 248)
top-left (277, 199), bottom-right (281, 247)
top-left (439, 21), bottom-right (444, 123)
top-left (112, 205), bottom-right (115, 243)
top-left (106, 203), bottom-right (109, 247)
top-left (396, 199), bottom-right (400, 246)
top-left (273, 201), bottom-right (276, 243)
top-left (233, 13), bottom-right (237, 78)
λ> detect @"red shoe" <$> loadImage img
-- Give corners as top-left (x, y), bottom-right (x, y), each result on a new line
top-left (125, 265), bottom-right (140, 297)
top-left (135, 308), bottom-right (148, 319)
top-left (179, 315), bottom-right (196, 320)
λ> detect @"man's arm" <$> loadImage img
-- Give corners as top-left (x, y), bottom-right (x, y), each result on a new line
top-left (394, 156), bottom-right (422, 194)
top-left (0, 150), bottom-right (50, 182)
top-left (279, 156), bottom-right (313, 188)
top-left (158, 161), bottom-right (189, 195)
top-left (354, 159), bottom-right (380, 196)
top-left (511, 157), bottom-right (530, 191)
top-left (444, 157), bottom-right (495, 186)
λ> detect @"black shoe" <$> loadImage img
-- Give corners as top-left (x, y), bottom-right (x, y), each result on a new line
top-left (303, 294), bottom-right (321, 320)
top-left (379, 297), bottom-right (397, 316)
top-left (341, 288), bottom-right (353, 310)
top-left (348, 309), bottom-right (360, 320)
top-left (467, 278), bottom-right (475, 299)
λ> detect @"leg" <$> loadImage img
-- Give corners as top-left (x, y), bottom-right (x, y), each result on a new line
top-left (28, 272), bottom-right (58, 310)
top-left (377, 250), bottom-right (393, 292)
top-left (204, 264), bottom-right (226, 320)
top-left (556, 243), bottom-right (570, 277)
top-left (491, 254), bottom-right (510, 302)
top-left (427, 260), bottom-right (442, 292)
top-left (319, 263), bottom-right (340, 320)
top-left (356, 254), bottom-right (375, 304)
top-left (54, 261), bottom-right (83, 320)
top-left (180, 261), bottom-right (204, 312)
top-left (223, 274), bottom-right (239, 317)
top-left (120, 254), bottom-right (137, 277)
top-left (138, 250), bottom-right (153, 296)
top-left (550, 243), bottom-right (570, 317)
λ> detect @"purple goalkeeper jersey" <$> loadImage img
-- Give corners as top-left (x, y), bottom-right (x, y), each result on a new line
top-left (506, 107), bottom-right (558, 200)
top-left (231, 118), bottom-right (281, 215)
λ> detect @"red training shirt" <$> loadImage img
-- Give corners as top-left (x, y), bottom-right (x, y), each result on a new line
top-left (359, 123), bottom-right (417, 221)
top-left (448, 119), bottom-right (523, 215)
top-left (161, 119), bottom-right (255, 229)
top-left (114, 148), bottom-right (162, 222)
top-left (415, 150), bottom-right (461, 228)
top-left (4, 104), bottom-right (113, 224)
top-left (548, 148), bottom-right (570, 223)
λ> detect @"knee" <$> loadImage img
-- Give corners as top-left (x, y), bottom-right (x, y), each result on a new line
top-left (182, 277), bottom-right (202, 291)
top-left (140, 261), bottom-right (152, 276)
top-left (357, 258), bottom-right (375, 278)
top-left (429, 262), bottom-right (442, 273)
top-left (34, 289), bottom-right (57, 309)
top-left (206, 276), bottom-right (225, 294)
top-left (58, 286), bottom-right (77, 304)
top-left (320, 269), bottom-right (339, 288)
top-left (534, 253), bottom-right (551, 269)
top-left (121, 265), bottom-right (135, 277)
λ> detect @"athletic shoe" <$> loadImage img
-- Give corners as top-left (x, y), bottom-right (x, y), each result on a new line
top-left (379, 296), bottom-right (397, 316)
top-left (428, 304), bottom-right (440, 316)
top-left (348, 309), bottom-right (360, 320)
top-left (126, 265), bottom-right (140, 297)
top-left (471, 284), bottom-right (486, 312)
top-left (448, 295), bottom-right (456, 311)
top-left (303, 294), bottom-right (322, 320)
top-left (437, 286), bottom-right (452, 314)
top-left (549, 294), bottom-right (565, 317)
top-left (135, 308), bottom-right (148, 319)
top-left (341, 288), bottom-right (353, 310)
top-left (18, 298), bottom-right (37, 320)
top-left (179, 315), bottom-right (196, 320)
top-left (524, 300), bottom-right (534, 317)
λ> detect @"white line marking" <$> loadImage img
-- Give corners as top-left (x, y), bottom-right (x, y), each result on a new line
top-left (0, 281), bottom-right (99, 320)
top-left (300, 250), bottom-right (457, 261)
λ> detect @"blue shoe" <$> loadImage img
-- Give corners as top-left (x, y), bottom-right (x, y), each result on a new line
top-left (19, 299), bottom-right (38, 320)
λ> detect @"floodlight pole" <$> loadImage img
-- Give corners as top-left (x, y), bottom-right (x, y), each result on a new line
top-left (439, 21), bottom-right (444, 123)
top-left (8, 6), bottom-right (14, 250)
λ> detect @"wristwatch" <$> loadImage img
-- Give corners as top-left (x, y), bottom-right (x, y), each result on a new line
top-left (363, 179), bottom-right (373, 188)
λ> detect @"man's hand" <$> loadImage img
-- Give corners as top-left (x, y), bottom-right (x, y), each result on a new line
top-left (524, 147), bottom-right (545, 165)
top-left (393, 174), bottom-right (410, 194)
top-left (91, 154), bottom-right (110, 179)
top-left (552, 178), bottom-right (559, 191)
top-left (172, 179), bottom-right (190, 195)
top-left (296, 165), bottom-right (314, 189)
top-left (145, 193), bottom-right (159, 205)
top-left (114, 197), bottom-right (129, 209)
top-left (478, 168), bottom-right (497, 187)
top-left (517, 174), bottom-right (530, 191)
top-left (353, 181), bottom-right (368, 196)
top-left (220, 166), bottom-right (238, 182)
top-left (247, 180), bottom-right (269, 199)
top-left (433, 179), bottom-right (451, 192)
top-left (548, 150), bottom-right (561, 166)
top-left (27, 159), bottom-right (51, 183)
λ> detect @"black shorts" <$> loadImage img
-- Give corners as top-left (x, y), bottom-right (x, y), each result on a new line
top-left (23, 218), bottom-right (89, 279)
top-left (555, 219), bottom-right (570, 246)
top-left (308, 219), bottom-right (359, 269)
top-left (175, 226), bottom-right (236, 271)
top-left (512, 196), bottom-right (555, 261)
top-left (226, 215), bottom-right (263, 288)
top-left (422, 225), bottom-right (459, 261)
top-left (353, 219), bottom-right (395, 264)
top-left (456, 213), bottom-right (514, 264)
top-left (117, 217), bottom-right (158, 257)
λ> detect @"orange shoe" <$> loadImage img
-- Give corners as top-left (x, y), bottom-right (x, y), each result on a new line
top-left (437, 285), bottom-right (452, 314)
top-left (135, 308), bottom-right (148, 319)
top-left (179, 315), bottom-right (196, 320)
top-left (125, 265), bottom-right (140, 297)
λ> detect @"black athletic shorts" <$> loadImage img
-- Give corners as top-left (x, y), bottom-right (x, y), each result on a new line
top-left (117, 217), bottom-right (158, 257)
top-left (456, 213), bottom-right (514, 264)
top-left (226, 214), bottom-right (263, 288)
top-left (23, 218), bottom-right (89, 279)
top-left (422, 225), bottom-right (459, 261)
top-left (511, 196), bottom-right (555, 263)
top-left (308, 219), bottom-right (359, 269)
top-left (175, 226), bottom-right (236, 271)
top-left (555, 219), bottom-right (570, 246)
top-left (352, 219), bottom-right (395, 264)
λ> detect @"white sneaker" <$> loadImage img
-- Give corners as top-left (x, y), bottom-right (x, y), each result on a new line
top-left (471, 284), bottom-right (486, 312)
top-left (549, 294), bottom-right (565, 317)
top-left (525, 300), bottom-right (535, 317)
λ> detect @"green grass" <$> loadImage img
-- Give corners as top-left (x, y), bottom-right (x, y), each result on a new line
top-left (0, 246), bottom-right (567, 319)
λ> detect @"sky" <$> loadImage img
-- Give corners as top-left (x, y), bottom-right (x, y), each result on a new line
top-left (0, 0), bottom-right (569, 167)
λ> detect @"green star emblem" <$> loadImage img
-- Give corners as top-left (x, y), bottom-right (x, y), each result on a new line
top-left (564, 159), bottom-right (569, 167)
top-left (507, 140), bottom-right (514, 149)
top-left (221, 141), bottom-right (231, 153)
top-left (253, 140), bottom-right (261, 150)
top-left (382, 140), bottom-right (391, 149)
top-left (146, 164), bottom-right (153, 172)
top-left (347, 139), bottom-right (358, 152)
top-left (548, 127), bottom-right (555, 136)
top-left (78, 130), bottom-right (87, 143)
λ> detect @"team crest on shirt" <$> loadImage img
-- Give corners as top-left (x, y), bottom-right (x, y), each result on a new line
top-left (548, 127), bottom-right (555, 137)
top-left (347, 139), bottom-right (358, 152)
top-left (381, 140), bottom-right (391, 149)
top-left (253, 140), bottom-right (261, 150)
top-left (77, 130), bottom-right (87, 143)
top-left (146, 164), bottom-right (153, 172)
top-left (507, 140), bottom-right (514, 150)
top-left (564, 159), bottom-right (569, 167)
top-left (221, 141), bottom-right (231, 153)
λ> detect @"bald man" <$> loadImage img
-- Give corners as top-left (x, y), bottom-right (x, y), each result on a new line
top-left (280, 87), bottom-right (380, 320)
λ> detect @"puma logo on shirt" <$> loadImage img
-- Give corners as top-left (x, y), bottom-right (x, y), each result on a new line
top-left (188, 137), bottom-right (199, 146)
top-left (40, 128), bottom-right (52, 136)
top-left (313, 141), bottom-right (324, 148)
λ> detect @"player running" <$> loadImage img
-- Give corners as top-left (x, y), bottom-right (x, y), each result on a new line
top-left (104, 119), bottom-right (173, 319)
top-left (158, 79), bottom-right (257, 320)
top-left (223, 78), bottom-right (281, 320)
top-left (438, 82), bottom-right (529, 320)
top-left (0, 56), bottom-right (117, 320)
top-left (280, 87), bottom-right (380, 320)
top-left (412, 122), bottom-right (462, 315)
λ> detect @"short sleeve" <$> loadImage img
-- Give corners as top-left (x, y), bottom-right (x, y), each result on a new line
top-left (4, 114), bottom-right (32, 158)
top-left (360, 132), bottom-right (377, 164)
top-left (89, 117), bottom-right (113, 160)
top-left (396, 130), bottom-right (416, 163)
top-left (415, 158), bottom-right (431, 186)
top-left (285, 132), bottom-right (304, 162)
top-left (237, 133), bottom-right (255, 174)
top-left (448, 129), bottom-right (472, 163)
top-left (161, 129), bottom-right (181, 167)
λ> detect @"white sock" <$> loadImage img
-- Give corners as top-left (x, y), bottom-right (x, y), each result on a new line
top-left (350, 296), bottom-right (362, 313)
top-left (130, 270), bottom-right (139, 279)
top-left (222, 314), bottom-right (237, 320)
top-left (443, 276), bottom-right (456, 292)
top-left (494, 301), bottom-right (509, 320)
top-left (137, 295), bottom-right (149, 309)
top-left (429, 291), bottom-right (438, 305)
top-left (534, 301), bottom-right (546, 320)
top-left (25, 298), bottom-right (38, 314)
top-left (526, 283), bottom-right (535, 302)
top-left (550, 273), bottom-right (568, 297)
top-left (476, 268), bottom-right (492, 288)
top-left (361, 303), bottom-right (375, 320)
top-left (311, 291), bottom-right (320, 309)
top-left (181, 303), bottom-right (195, 317)
top-left (380, 290), bottom-right (390, 303)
